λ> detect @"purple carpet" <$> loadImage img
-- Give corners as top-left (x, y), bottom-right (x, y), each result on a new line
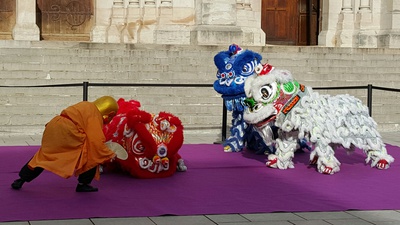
top-left (1, 144), bottom-right (400, 222)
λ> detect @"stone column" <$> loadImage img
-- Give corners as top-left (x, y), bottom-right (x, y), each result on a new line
top-left (191, 0), bottom-right (243, 45)
top-left (318, 0), bottom-right (342, 47)
top-left (336, 0), bottom-right (356, 47)
top-left (136, 0), bottom-right (157, 43)
top-left (244, 0), bottom-right (251, 10)
top-left (122, 0), bottom-right (141, 43)
top-left (386, 0), bottom-right (400, 48)
top-left (154, 0), bottom-right (194, 45)
top-left (359, 0), bottom-right (371, 11)
top-left (92, 0), bottom-right (114, 43)
top-left (356, 0), bottom-right (377, 48)
top-left (12, 0), bottom-right (40, 41)
top-left (107, 0), bottom-right (126, 43)
top-left (236, 0), bottom-right (244, 9)
top-left (342, 0), bottom-right (352, 12)
top-left (161, 0), bottom-right (172, 6)
top-left (236, 0), bottom-right (265, 46)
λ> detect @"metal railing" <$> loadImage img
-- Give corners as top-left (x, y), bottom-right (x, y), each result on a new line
top-left (1, 82), bottom-right (400, 142)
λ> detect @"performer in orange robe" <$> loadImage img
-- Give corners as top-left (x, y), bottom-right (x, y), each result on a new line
top-left (11, 96), bottom-right (119, 192)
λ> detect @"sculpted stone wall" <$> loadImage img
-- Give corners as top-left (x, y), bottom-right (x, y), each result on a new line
top-left (9, 0), bottom-right (264, 46)
top-left (6, 0), bottom-right (400, 48)
top-left (319, 0), bottom-right (400, 48)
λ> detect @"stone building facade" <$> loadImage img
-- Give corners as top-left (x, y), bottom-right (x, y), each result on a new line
top-left (2, 0), bottom-right (400, 48)
top-left (319, 0), bottom-right (400, 48)
top-left (5, 0), bottom-right (264, 46)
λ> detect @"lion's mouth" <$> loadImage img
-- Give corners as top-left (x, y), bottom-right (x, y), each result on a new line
top-left (255, 115), bottom-right (276, 128)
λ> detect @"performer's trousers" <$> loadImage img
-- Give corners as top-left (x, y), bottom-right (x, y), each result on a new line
top-left (19, 162), bottom-right (97, 184)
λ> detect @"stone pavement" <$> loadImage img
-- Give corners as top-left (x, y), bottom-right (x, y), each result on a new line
top-left (1, 132), bottom-right (399, 225)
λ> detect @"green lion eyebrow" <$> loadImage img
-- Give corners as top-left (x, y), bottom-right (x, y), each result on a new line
top-left (244, 98), bottom-right (257, 108)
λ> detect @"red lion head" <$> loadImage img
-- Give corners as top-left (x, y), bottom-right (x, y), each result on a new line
top-left (103, 98), bottom-right (185, 178)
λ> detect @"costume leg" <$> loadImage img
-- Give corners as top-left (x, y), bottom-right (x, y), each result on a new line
top-left (11, 161), bottom-right (44, 190)
top-left (76, 166), bottom-right (98, 192)
top-left (77, 166), bottom-right (97, 184)
top-left (223, 111), bottom-right (246, 152)
top-left (19, 163), bottom-right (44, 182)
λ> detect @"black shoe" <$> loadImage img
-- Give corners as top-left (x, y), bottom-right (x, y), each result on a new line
top-left (76, 183), bottom-right (98, 192)
top-left (11, 179), bottom-right (25, 190)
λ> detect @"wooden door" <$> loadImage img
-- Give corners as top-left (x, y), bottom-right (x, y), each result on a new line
top-left (0, 0), bottom-right (16, 40)
top-left (36, 0), bottom-right (94, 41)
top-left (261, 0), bottom-right (320, 46)
top-left (298, 0), bottom-right (319, 45)
top-left (261, 0), bottom-right (298, 45)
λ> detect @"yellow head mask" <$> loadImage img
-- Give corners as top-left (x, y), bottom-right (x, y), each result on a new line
top-left (93, 96), bottom-right (119, 124)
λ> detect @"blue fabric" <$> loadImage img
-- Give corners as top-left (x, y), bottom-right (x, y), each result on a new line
top-left (213, 44), bottom-right (270, 153)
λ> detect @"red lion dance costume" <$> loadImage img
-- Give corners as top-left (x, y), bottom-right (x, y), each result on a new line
top-left (103, 98), bottom-right (187, 178)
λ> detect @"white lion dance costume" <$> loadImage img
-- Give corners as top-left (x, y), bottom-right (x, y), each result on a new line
top-left (243, 63), bottom-right (394, 174)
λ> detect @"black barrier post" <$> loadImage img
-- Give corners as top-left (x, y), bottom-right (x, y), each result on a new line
top-left (367, 84), bottom-right (372, 116)
top-left (83, 81), bottom-right (89, 101)
top-left (214, 100), bottom-right (227, 144)
top-left (222, 101), bottom-right (227, 141)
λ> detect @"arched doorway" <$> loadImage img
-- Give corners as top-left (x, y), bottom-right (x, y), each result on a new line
top-left (261, 0), bottom-right (321, 46)
top-left (36, 0), bottom-right (94, 41)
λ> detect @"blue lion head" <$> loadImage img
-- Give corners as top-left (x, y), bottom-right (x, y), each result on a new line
top-left (213, 44), bottom-right (262, 111)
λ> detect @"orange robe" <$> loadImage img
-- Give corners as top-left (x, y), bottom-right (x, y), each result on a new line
top-left (28, 101), bottom-right (115, 180)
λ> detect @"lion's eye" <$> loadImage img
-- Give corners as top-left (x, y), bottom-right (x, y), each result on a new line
top-left (259, 83), bottom-right (278, 103)
top-left (157, 145), bottom-right (167, 157)
top-left (260, 87), bottom-right (270, 99)
top-left (260, 84), bottom-right (273, 99)
top-left (242, 62), bottom-right (256, 76)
